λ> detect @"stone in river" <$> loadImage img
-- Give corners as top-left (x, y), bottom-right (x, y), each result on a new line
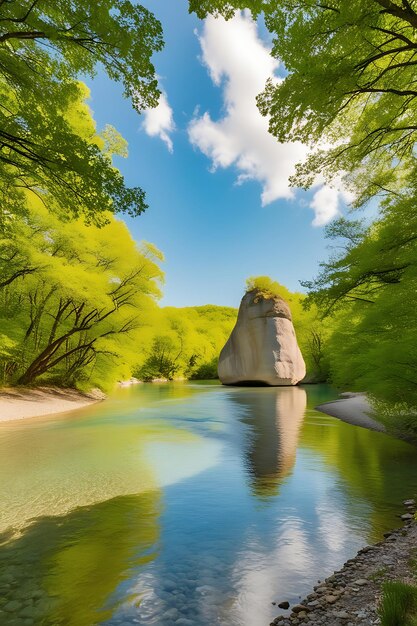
top-left (218, 291), bottom-right (306, 386)
top-left (278, 601), bottom-right (290, 609)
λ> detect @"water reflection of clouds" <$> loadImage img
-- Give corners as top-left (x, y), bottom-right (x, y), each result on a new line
top-left (227, 522), bottom-right (313, 626)
top-left (0, 416), bottom-right (212, 534)
top-left (224, 484), bottom-right (364, 626)
top-left (143, 439), bottom-right (223, 488)
top-left (3, 384), bottom-right (417, 626)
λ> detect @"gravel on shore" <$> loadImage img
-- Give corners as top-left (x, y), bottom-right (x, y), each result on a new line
top-left (271, 500), bottom-right (417, 626)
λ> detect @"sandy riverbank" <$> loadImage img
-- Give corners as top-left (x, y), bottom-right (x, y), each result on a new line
top-left (0, 387), bottom-right (104, 423)
top-left (316, 392), bottom-right (385, 433)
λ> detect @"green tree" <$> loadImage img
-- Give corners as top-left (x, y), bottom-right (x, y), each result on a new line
top-left (137, 305), bottom-right (237, 381)
top-left (245, 275), bottom-right (283, 299)
top-left (140, 335), bottom-right (183, 381)
top-left (0, 0), bottom-right (163, 224)
top-left (0, 195), bottom-right (163, 389)
top-left (190, 1), bottom-right (417, 207)
top-left (304, 192), bottom-right (417, 415)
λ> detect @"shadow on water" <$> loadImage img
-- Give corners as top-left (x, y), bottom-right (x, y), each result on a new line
top-left (0, 492), bottom-right (161, 626)
top-left (229, 386), bottom-right (307, 497)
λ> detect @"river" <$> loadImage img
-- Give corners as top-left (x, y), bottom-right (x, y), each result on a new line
top-left (0, 382), bottom-right (416, 626)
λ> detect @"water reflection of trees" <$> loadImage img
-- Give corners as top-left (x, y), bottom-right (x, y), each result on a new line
top-left (301, 412), bottom-right (417, 540)
top-left (0, 410), bottom-right (194, 534)
top-left (0, 384), bottom-right (224, 626)
top-left (0, 492), bottom-right (160, 626)
top-left (230, 387), bottom-right (307, 497)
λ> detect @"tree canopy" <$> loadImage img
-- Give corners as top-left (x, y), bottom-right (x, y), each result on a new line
top-left (0, 193), bottom-right (164, 389)
top-left (304, 192), bottom-right (417, 410)
top-left (189, 0), bottom-right (417, 207)
top-left (0, 0), bottom-right (163, 224)
top-left (137, 305), bottom-right (237, 381)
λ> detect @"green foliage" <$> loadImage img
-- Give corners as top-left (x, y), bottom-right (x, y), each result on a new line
top-left (0, 1), bottom-right (163, 224)
top-left (136, 305), bottom-right (237, 381)
top-left (0, 193), bottom-right (163, 391)
top-left (189, 0), bottom-right (263, 20)
top-left (191, 1), bottom-right (417, 210)
top-left (378, 581), bottom-right (417, 626)
top-left (305, 187), bottom-right (417, 409)
top-left (371, 399), bottom-right (417, 445)
top-left (190, 356), bottom-right (219, 380)
top-left (140, 335), bottom-right (182, 381)
top-left (0, 80), bottom-right (169, 391)
top-left (246, 275), bottom-right (285, 299)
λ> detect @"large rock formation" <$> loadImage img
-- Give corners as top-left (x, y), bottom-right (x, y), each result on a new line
top-left (218, 290), bottom-right (306, 386)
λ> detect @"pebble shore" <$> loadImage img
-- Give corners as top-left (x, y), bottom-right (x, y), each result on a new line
top-left (271, 500), bottom-right (417, 626)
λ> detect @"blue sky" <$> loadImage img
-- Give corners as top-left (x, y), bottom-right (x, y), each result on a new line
top-left (86, 0), bottom-right (348, 308)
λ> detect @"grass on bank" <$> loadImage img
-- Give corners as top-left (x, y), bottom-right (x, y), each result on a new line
top-left (371, 399), bottom-right (417, 445)
top-left (378, 514), bottom-right (417, 626)
top-left (378, 581), bottom-right (417, 626)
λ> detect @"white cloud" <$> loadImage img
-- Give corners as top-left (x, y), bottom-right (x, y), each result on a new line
top-left (310, 178), bottom-right (355, 226)
top-left (142, 91), bottom-right (175, 152)
top-left (188, 12), bottom-right (349, 225)
top-left (310, 186), bottom-right (340, 227)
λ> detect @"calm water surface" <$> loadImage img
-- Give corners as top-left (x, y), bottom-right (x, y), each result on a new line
top-left (0, 382), bottom-right (416, 626)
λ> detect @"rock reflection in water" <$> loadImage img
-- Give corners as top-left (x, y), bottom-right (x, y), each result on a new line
top-left (235, 387), bottom-right (306, 496)
top-left (1, 383), bottom-right (417, 626)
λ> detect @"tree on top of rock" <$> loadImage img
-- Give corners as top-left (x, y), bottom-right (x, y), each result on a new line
top-left (245, 276), bottom-right (286, 300)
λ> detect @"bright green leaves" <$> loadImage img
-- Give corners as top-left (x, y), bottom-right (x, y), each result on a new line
top-left (191, 1), bottom-right (417, 207)
top-left (0, 0), bottom-right (163, 224)
top-left (0, 0), bottom-right (163, 109)
top-left (189, 1), bottom-right (265, 20)
top-left (0, 194), bottom-right (164, 389)
top-left (305, 187), bottom-right (417, 407)
top-left (137, 305), bottom-right (237, 381)
top-left (245, 275), bottom-right (284, 299)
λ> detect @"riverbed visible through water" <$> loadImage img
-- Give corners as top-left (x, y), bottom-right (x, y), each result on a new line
top-left (0, 382), bottom-right (416, 626)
